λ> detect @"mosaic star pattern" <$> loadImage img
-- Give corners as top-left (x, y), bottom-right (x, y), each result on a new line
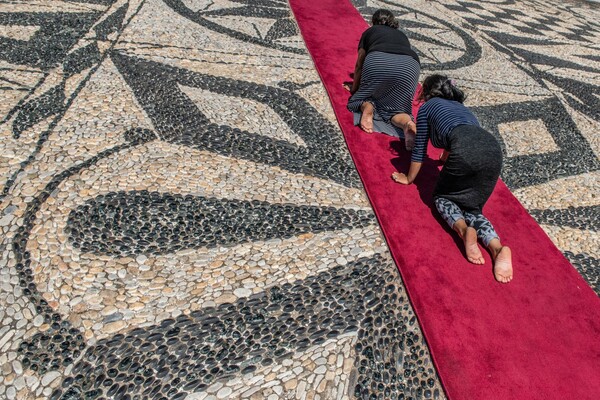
top-left (0, 0), bottom-right (598, 399)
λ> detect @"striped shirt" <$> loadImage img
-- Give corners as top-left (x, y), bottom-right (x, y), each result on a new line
top-left (347, 52), bottom-right (420, 122)
top-left (412, 97), bottom-right (480, 162)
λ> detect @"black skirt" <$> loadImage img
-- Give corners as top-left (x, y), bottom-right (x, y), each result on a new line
top-left (433, 125), bottom-right (503, 214)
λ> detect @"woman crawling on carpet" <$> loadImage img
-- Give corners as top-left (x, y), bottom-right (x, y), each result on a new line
top-left (392, 74), bottom-right (513, 283)
top-left (345, 9), bottom-right (420, 149)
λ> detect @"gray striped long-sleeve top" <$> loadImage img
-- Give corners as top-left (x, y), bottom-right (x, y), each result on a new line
top-left (411, 97), bottom-right (480, 163)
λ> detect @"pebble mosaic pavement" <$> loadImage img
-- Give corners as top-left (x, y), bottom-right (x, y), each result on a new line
top-left (0, 0), bottom-right (598, 399)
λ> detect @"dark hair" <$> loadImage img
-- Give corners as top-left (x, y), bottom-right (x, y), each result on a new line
top-left (372, 9), bottom-right (399, 29)
top-left (420, 74), bottom-right (466, 103)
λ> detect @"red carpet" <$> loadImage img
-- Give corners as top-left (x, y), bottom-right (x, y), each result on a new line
top-left (289, 0), bottom-right (600, 399)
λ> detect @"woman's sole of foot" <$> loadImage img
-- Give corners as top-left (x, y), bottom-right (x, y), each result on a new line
top-left (494, 246), bottom-right (513, 283)
top-left (404, 122), bottom-right (416, 150)
top-left (360, 111), bottom-right (373, 133)
top-left (464, 227), bottom-right (484, 264)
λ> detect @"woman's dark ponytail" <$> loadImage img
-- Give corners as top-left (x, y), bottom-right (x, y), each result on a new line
top-left (420, 74), bottom-right (466, 103)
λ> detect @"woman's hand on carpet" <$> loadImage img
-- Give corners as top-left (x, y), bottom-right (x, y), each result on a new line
top-left (342, 81), bottom-right (353, 93)
top-left (391, 172), bottom-right (410, 185)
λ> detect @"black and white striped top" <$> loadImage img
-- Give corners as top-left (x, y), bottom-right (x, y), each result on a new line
top-left (412, 97), bottom-right (480, 163)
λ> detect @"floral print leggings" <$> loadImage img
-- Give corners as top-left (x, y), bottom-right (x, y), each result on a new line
top-left (434, 197), bottom-right (499, 247)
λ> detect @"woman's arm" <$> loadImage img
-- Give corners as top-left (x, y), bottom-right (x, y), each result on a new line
top-left (351, 48), bottom-right (367, 94)
top-left (406, 161), bottom-right (423, 183)
top-left (391, 162), bottom-right (422, 185)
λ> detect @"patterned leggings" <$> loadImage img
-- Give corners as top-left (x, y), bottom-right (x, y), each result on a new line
top-left (434, 197), bottom-right (499, 247)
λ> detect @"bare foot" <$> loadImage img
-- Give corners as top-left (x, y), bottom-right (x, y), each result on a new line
top-left (391, 114), bottom-right (416, 150)
top-left (360, 102), bottom-right (374, 133)
top-left (493, 246), bottom-right (513, 283)
top-left (464, 227), bottom-right (484, 264)
top-left (404, 122), bottom-right (416, 151)
top-left (404, 120), bottom-right (416, 137)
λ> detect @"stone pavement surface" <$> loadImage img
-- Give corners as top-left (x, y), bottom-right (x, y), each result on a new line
top-left (0, 0), bottom-right (598, 399)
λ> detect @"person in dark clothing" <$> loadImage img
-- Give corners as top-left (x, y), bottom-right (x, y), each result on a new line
top-left (391, 74), bottom-right (513, 283)
top-left (346, 9), bottom-right (420, 148)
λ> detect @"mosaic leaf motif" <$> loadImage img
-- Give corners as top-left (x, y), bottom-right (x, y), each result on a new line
top-left (67, 191), bottom-right (375, 256)
top-left (530, 205), bottom-right (599, 232)
top-left (94, 3), bottom-right (129, 40)
top-left (0, 11), bottom-right (104, 69)
top-left (62, 43), bottom-right (103, 78)
top-left (111, 51), bottom-right (361, 188)
top-left (162, 0), bottom-right (304, 54)
top-left (444, 0), bottom-right (600, 122)
top-left (11, 83), bottom-right (66, 138)
top-left (14, 143), bottom-right (136, 375)
top-left (49, 256), bottom-right (439, 400)
top-left (471, 97), bottom-right (600, 189)
top-left (1, 2), bottom-right (127, 179)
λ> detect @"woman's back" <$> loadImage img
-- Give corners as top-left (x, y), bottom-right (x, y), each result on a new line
top-left (412, 97), bottom-right (480, 162)
top-left (359, 25), bottom-right (420, 63)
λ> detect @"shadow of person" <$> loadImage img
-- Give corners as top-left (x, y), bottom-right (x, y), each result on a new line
top-left (388, 140), bottom-right (468, 259)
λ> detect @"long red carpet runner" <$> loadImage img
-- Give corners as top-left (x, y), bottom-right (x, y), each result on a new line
top-left (289, 0), bottom-right (600, 399)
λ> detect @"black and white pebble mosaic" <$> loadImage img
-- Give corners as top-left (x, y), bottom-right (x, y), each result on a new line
top-left (0, 11), bottom-right (103, 70)
top-left (111, 51), bottom-right (361, 188)
top-left (449, 0), bottom-right (600, 124)
top-left (530, 206), bottom-right (599, 232)
top-left (13, 141), bottom-right (141, 381)
top-left (1, 0), bottom-right (144, 200)
top-left (48, 255), bottom-right (440, 400)
top-left (66, 191), bottom-right (375, 256)
top-left (162, 0), bottom-right (305, 55)
top-left (94, 4), bottom-right (129, 41)
top-left (11, 83), bottom-right (67, 139)
top-left (2, 0), bottom-right (599, 399)
top-left (472, 98), bottom-right (599, 190)
top-left (564, 252), bottom-right (600, 296)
